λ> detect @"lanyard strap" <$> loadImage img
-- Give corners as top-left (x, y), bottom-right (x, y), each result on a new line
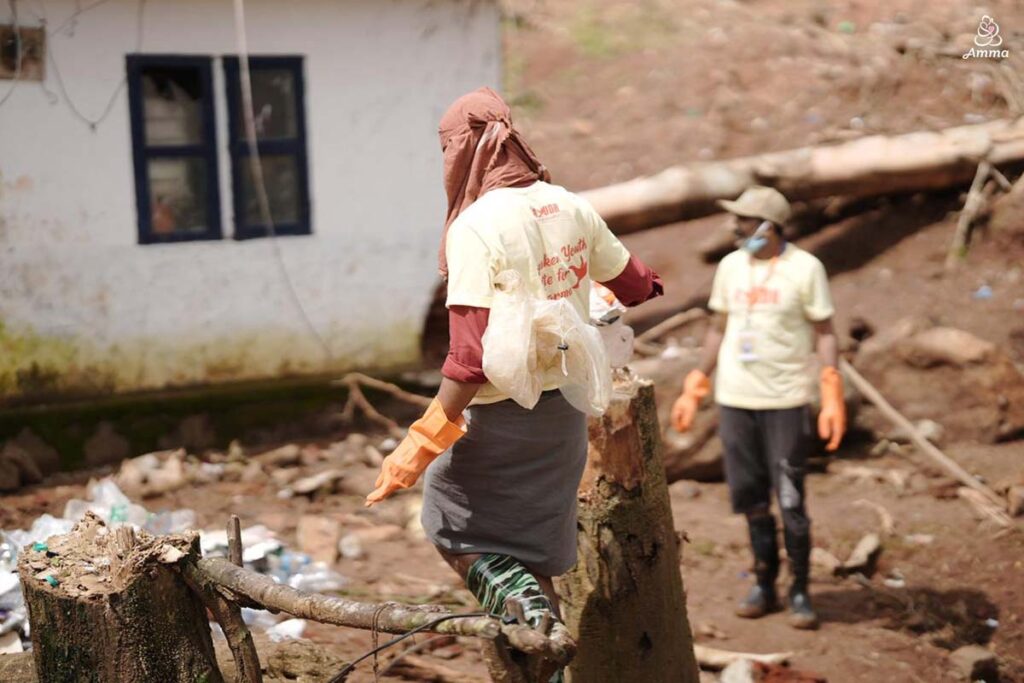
top-left (744, 256), bottom-right (778, 324)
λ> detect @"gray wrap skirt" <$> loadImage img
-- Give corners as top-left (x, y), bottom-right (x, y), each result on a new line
top-left (421, 390), bottom-right (588, 577)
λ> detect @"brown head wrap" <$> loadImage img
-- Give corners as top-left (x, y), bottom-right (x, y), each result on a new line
top-left (437, 87), bottom-right (550, 277)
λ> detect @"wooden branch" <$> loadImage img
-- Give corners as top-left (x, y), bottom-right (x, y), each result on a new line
top-left (334, 373), bottom-right (430, 438)
top-left (193, 558), bottom-right (572, 665)
top-left (340, 373), bottom-right (433, 408)
top-left (958, 488), bottom-right (1014, 529)
top-left (182, 563), bottom-right (263, 683)
top-left (581, 118), bottom-right (1024, 235)
top-left (840, 359), bottom-right (1006, 510)
top-left (852, 499), bottom-right (895, 536)
top-left (228, 515), bottom-right (243, 568)
top-left (635, 309), bottom-right (706, 344)
top-left (946, 161), bottom-right (991, 269)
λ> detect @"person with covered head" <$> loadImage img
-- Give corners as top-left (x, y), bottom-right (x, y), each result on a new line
top-left (671, 186), bottom-right (845, 630)
top-left (365, 87), bottom-right (663, 657)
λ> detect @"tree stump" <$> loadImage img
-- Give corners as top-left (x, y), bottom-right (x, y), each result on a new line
top-left (17, 512), bottom-right (223, 683)
top-left (557, 377), bottom-right (700, 683)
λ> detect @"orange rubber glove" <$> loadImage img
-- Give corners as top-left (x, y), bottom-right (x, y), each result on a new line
top-left (671, 369), bottom-right (711, 433)
top-left (817, 366), bottom-right (846, 452)
top-left (365, 398), bottom-right (467, 506)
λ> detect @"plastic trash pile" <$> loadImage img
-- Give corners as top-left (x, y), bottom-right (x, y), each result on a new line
top-left (0, 478), bottom-right (197, 652)
top-left (1, 476), bottom-right (346, 651)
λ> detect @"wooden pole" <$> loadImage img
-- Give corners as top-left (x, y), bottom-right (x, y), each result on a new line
top-left (581, 118), bottom-right (1024, 235)
top-left (840, 359), bottom-right (1006, 509)
top-left (557, 377), bottom-right (700, 683)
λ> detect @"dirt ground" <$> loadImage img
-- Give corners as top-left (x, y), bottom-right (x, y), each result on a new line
top-left (3, 0), bottom-right (1024, 681)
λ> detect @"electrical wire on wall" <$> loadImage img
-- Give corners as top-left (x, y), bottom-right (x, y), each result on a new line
top-left (1, 0), bottom-right (145, 126)
top-left (232, 0), bottom-right (333, 363)
top-left (45, 0), bottom-right (145, 129)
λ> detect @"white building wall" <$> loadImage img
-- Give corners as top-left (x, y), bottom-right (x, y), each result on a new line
top-left (0, 0), bottom-right (501, 398)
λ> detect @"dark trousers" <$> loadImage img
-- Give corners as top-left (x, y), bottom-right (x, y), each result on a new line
top-left (719, 404), bottom-right (812, 586)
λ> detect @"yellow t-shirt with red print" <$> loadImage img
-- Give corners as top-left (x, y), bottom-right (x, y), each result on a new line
top-left (709, 244), bottom-right (835, 410)
top-left (445, 181), bottom-right (631, 405)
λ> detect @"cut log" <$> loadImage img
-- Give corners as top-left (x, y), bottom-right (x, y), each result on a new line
top-left (582, 118), bottom-right (1024, 235)
top-left (557, 377), bottom-right (700, 683)
top-left (17, 513), bottom-right (222, 683)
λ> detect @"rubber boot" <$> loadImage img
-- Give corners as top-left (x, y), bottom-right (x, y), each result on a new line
top-left (783, 527), bottom-right (819, 630)
top-left (735, 513), bottom-right (780, 618)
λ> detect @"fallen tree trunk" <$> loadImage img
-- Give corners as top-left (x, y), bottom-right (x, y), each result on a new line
top-left (557, 377), bottom-right (700, 682)
top-left (582, 118), bottom-right (1024, 234)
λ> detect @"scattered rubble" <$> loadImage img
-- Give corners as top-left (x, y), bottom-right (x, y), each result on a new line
top-left (948, 644), bottom-right (999, 682)
top-left (856, 319), bottom-right (1024, 443)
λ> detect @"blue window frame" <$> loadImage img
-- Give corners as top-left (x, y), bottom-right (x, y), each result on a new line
top-left (223, 56), bottom-right (311, 240)
top-left (126, 55), bottom-right (222, 244)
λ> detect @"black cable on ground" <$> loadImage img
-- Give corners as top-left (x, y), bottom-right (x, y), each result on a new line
top-left (327, 612), bottom-right (490, 683)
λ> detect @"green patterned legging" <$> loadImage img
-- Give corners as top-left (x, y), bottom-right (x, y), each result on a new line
top-left (466, 553), bottom-right (553, 628)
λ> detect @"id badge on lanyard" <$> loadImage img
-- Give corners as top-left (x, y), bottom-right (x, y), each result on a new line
top-left (737, 325), bottom-right (760, 363)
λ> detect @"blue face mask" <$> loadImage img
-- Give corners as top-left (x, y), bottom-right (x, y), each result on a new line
top-left (742, 221), bottom-right (773, 255)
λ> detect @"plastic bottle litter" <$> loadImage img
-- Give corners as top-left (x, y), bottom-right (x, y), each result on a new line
top-left (972, 284), bottom-right (994, 300)
top-left (266, 618), bottom-right (307, 642)
top-left (338, 533), bottom-right (364, 560)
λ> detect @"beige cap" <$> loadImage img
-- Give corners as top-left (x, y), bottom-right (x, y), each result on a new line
top-left (717, 186), bottom-right (792, 226)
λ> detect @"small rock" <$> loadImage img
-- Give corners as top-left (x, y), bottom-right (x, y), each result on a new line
top-left (949, 644), bottom-right (998, 682)
top-left (0, 457), bottom-right (22, 492)
top-left (670, 480), bottom-right (702, 499)
top-left (901, 327), bottom-right (995, 368)
top-left (362, 446), bottom-right (384, 468)
top-left (296, 515), bottom-right (340, 564)
top-left (887, 419), bottom-right (944, 445)
top-left (288, 469), bottom-right (345, 497)
top-left (719, 659), bottom-right (755, 683)
top-left (338, 533), bottom-right (364, 560)
top-left (2, 442), bottom-right (43, 485)
top-left (903, 533), bottom-right (934, 545)
top-left (240, 461), bottom-right (266, 484)
top-left (255, 444), bottom-right (302, 468)
top-left (270, 468), bottom-right (302, 487)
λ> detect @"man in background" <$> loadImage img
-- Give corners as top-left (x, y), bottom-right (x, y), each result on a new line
top-left (671, 186), bottom-right (846, 630)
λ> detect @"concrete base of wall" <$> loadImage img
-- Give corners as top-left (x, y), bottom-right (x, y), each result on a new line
top-left (0, 372), bottom-right (431, 473)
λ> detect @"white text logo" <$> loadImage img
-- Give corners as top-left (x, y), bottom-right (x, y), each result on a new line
top-left (964, 16), bottom-right (1009, 59)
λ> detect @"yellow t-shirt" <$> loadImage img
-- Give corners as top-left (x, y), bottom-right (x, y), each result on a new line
top-left (708, 245), bottom-right (834, 410)
top-left (445, 181), bottom-right (631, 405)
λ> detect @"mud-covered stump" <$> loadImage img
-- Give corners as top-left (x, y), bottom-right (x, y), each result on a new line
top-left (557, 378), bottom-right (700, 683)
top-left (17, 512), bottom-right (222, 683)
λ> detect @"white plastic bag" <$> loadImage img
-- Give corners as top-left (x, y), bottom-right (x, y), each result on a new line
top-left (589, 283), bottom-right (634, 368)
top-left (483, 271), bottom-right (612, 416)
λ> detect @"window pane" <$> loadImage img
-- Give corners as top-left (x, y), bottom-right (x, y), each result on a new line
top-left (142, 66), bottom-right (203, 146)
top-left (241, 154), bottom-right (300, 226)
top-left (148, 158), bottom-right (209, 235)
top-left (240, 68), bottom-right (298, 141)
